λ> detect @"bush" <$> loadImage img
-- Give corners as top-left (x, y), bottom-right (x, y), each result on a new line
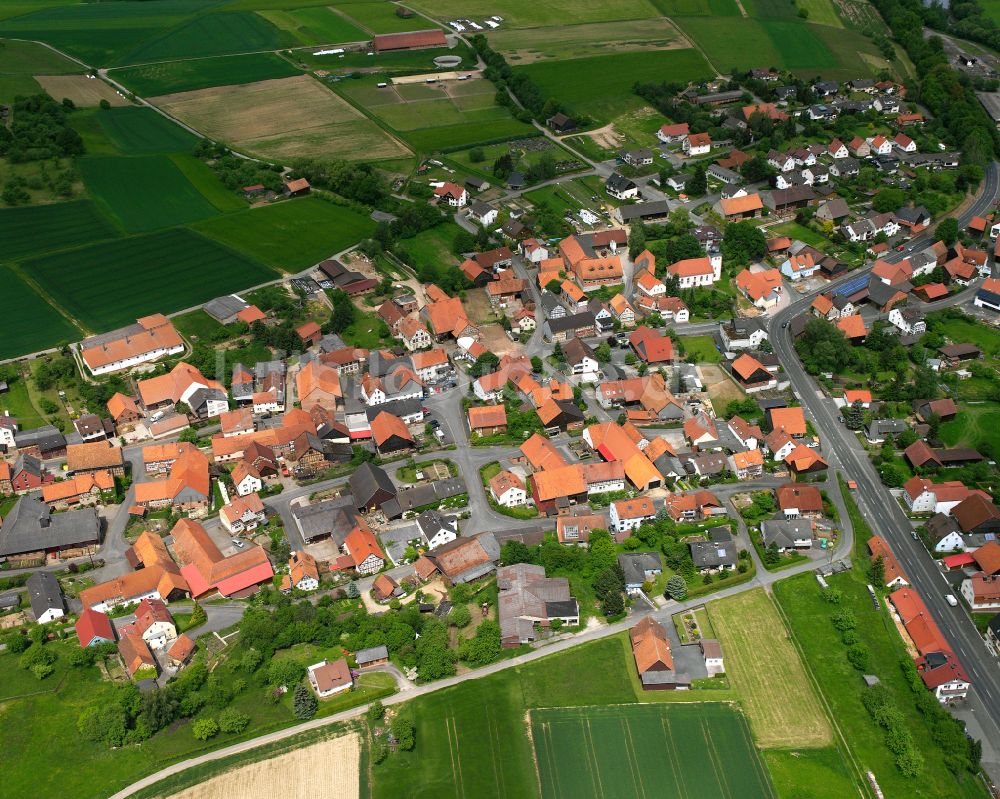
top-left (846, 643), bottom-right (870, 671)
top-left (367, 700), bottom-right (386, 724)
top-left (831, 610), bottom-right (857, 632)
top-left (3, 633), bottom-right (30, 654)
top-left (391, 714), bottom-right (415, 751)
top-left (19, 644), bottom-right (56, 672)
top-left (448, 604), bottom-right (471, 628)
top-left (218, 708), bottom-right (251, 734)
top-left (31, 662), bottom-right (55, 680)
top-left (192, 718), bottom-right (219, 741)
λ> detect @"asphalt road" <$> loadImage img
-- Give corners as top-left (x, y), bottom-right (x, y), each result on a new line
top-left (770, 161), bottom-right (1000, 727)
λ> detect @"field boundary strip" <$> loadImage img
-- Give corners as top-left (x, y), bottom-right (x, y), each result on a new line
top-left (660, 714), bottom-right (690, 799)
top-left (700, 718), bottom-right (735, 799)
top-left (619, 717), bottom-right (647, 799)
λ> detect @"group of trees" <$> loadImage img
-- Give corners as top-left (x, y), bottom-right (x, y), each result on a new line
top-left (0, 94), bottom-right (84, 163)
top-left (195, 141), bottom-right (286, 193)
top-left (470, 35), bottom-right (569, 123)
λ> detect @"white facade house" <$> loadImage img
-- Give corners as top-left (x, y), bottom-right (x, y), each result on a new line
top-left (140, 618), bottom-right (176, 651)
top-left (491, 471), bottom-right (528, 507)
top-left (234, 470), bottom-right (263, 497)
top-left (0, 415), bottom-right (17, 448)
top-left (668, 257), bottom-right (720, 289)
top-left (868, 135), bottom-right (893, 155)
top-left (931, 529), bottom-right (966, 554)
top-left (609, 499), bottom-right (656, 534)
top-left (961, 575), bottom-right (1000, 612)
top-left (887, 307), bottom-right (926, 336)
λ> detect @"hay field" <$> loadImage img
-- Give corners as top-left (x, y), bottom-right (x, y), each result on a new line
top-left (153, 74), bottom-right (410, 161)
top-left (489, 18), bottom-right (688, 64)
top-left (167, 733), bottom-right (359, 799)
top-left (708, 589), bottom-right (833, 749)
top-left (36, 75), bottom-right (129, 106)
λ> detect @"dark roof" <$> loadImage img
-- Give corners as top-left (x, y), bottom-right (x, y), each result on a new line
top-left (617, 552), bottom-right (662, 585)
top-left (606, 173), bottom-right (636, 193)
top-left (26, 571), bottom-right (64, 618)
top-left (689, 533), bottom-right (737, 568)
top-left (617, 201), bottom-right (670, 221)
top-left (546, 311), bottom-right (596, 334)
top-left (0, 497), bottom-right (100, 557)
top-left (355, 645), bottom-right (389, 665)
top-left (348, 462), bottom-right (396, 508)
top-left (14, 425), bottom-right (65, 453)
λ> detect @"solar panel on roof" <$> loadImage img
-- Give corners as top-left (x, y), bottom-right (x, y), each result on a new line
top-left (834, 274), bottom-right (869, 296)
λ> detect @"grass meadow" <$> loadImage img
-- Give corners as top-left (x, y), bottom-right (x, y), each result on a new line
top-left (532, 704), bottom-right (775, 799)
top-left (335, 1), bottom-right (437, 34)
top-left (708, 589), bottom-right (833, 749)
top-left (648, 0), bottom-right (742, 14)
top-left (259, 5), bottom-right (368, 42)
top-left (0, 38), bottom-right (79, 100)
top-left (488, 18), bottom-right (687, 64)
top-left (514, 49), bottom-right (713, 123)
top-left (406, 0), bottom-right (661, 28)
top-left (111, 52), bottom-right (302, 96)
top-left (24, 228), bottom-right (277, 331)
top-left (192, 197), bottom-right (376, 271)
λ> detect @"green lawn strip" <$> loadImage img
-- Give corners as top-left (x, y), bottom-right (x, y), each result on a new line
top-left (80, 154), bottom-right (221, 233)
top-left (94, 107), bottom-right (200, 155)
top-left (24, 227), bottom-right (277, 332)
top-left (0, 371), bottom-right (51, 428)
top-left (773, 570), bottom-right (988, 799)
top-left (191, 196), bottom-right (375, 272)
top-left (110, 52), bottom-right (302, 96)
top-left (513, 49), bottom-right (713, 125)
top-left (171, 309), bottom-right (232, 343)
top-left (648, 0), bottom-right (742, 13)
top-left (940, 406), bottom-right (1000, 456)
top-left (168, 154), bottom-right (247, 212)
top-left (403, 0), bottom-right (661, 28)
top-left (334, 1), bottom-right (441, 35)
top-left (770, 220), bottom-right (832, 251)
top-left (762, 748), bottom-right (859, 799)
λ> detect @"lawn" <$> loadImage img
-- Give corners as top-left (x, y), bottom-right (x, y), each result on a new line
top-left (771, 220), bottom-right (832, 251)
top-left (0, 200), bottom-right (119, 260)
top-left (940, 405), bottom-right (1000, 472)
top-left (95, 106), bottom-right (200, 155)
top-left (111, 52), bottom-right (302, 96)
top-left (648, 0), bottom-right (742, 14)
top-left (514, 49), bottom-right (713, 124)
top-left (774, 569), bottom-right (989, 799)
top-left (79, 155), bottom-right (222, 232)
top-left (0, 369), bottom-right (54, 428)
top-left (0, 265), bottom-right (80, 359)
top-left (763, 748), bottom-right (859, 799)
top-left (341, 309), bottom-right (394, 350)
top-left (192, 196), bottom-right (375, 271)
top-left (398, 222), bottom-right (463, 273)
top-left (171, 309), bottom-right (231, 343)
top-left (169, 154), bottom-right (247, 212)
top-left (707, 589), bottom-right (833, 749)
top-left (259, 6), bottom-right (368, 42)
top-left (981, 0), bottom-right (1000, 24)
top-left (520, 637), bottom-right (636, 708)
top-left (24, 228), bottom-right (277, 332)
top-left (795, 0), bottom-right (843, 26)
top-left (928, 311), bottom-right (1000, 356)
top-left (532, 703), bottom-right (775, 799)
top-left (680, 335), bottom-right (721, 363)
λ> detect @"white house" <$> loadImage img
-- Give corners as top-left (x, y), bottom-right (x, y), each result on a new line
top-left (701, 639), bottom-right (724, 675)
top-left (887, 307), bottom-right (926, 336)
top-left (27, 572), bottom-right (64, 625)
top-left (433, 182), bottom-right (468, 207)
top-left (684, 132), bottom-right (711, 156)
top-left (0, 414), bottom-right (17, 448)
top-left (606, 173), bottom-right (639, 201)
top-left (657, 122), bottom-right (689, 144)
top-left (80, 315), bottom-right (185, 376)
top-left (220, 493), bottom-right (267, 534)
top-left (415, 510), bottom-right (459, 550)
top-left (232, 462), bottom-right (263, 497)
top-left (893, 133), bottom-right (917, 153)
top-left (667, 257), bottom-right (719, 289)
top-left (467, 200), bottom-right (498, 227)
top-left (132, 599), bottom-right (177, 650)
top-left (827, 139), bottom-right (849, 159)
top-left (610, 498), bottom-right (656, 534)
top-left (490, 470), bottom-right (528, 507)
top-left (961, 573), bottom-right (1000, 612)
top-left (308, 659), bottom-right (353, 698)
top-left (767, 151), bottom-right (795, 172)
top-left (868, 135), bottom-right (893, 155)
top-left (289, 551), bottom-right (320, 591)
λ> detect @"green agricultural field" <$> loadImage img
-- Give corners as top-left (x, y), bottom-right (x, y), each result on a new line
top-left (533, 704), bottom-right (775, 799)
top-left (514, 49), bottom-right (713, 124)
top-left (372, 672), bottom-right (538, 799)
top-left (0, 37), bottom-right (80, 100)
top-left (761, 20), bottom-right (837, 69)
top-left (403, 118), bottom-right (535, 151)
top-left (168, 154), bottom-right (247, 212)
top-left (119, 12), bottom-right (296, 65)
top-left (980, 0), bottom-right (1000, 24)
top-left (744, 0), bottom-right (800, 19)
top-left (0, 0), bottom-right (83, 23)
top-left (0, 200), bottom-right (119, 260)
top-left (25, 228), bottom-right (277, 332)
top-left (111, 52), bottom-right (302, 96)
top-left (398, 222), bottom-right (463, 272)
top-left (192, 197), bottom-right (376, 271)
top-left (0, 0), bottom-right (204, 66)
top-left (775, 570), bottom-right (988, 799)
top-left (0, 264), bottom-right (79, 358)
top-left (708, 589), bottom-right (832, 749)
top-left (941, 405), bottom-right (1000, 460)
top-left (795, 0), bottom-right (843, 27)
top-left (259, 6), bottom-right (368, 42)
top-left (95, 107), bottom-right (199, 154)
top-left (406, 0), bottom-right (660, 28)
top-left (333, 1), bottom-right (434, 34)
top-left (763, 748), bottom-right (859, 799)
top-left (80, 155), bottom-right (222, 232)
top-left (488, 18), bottom-right (688, 64)
top-left (647, 0), bottom-right (741, 14)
